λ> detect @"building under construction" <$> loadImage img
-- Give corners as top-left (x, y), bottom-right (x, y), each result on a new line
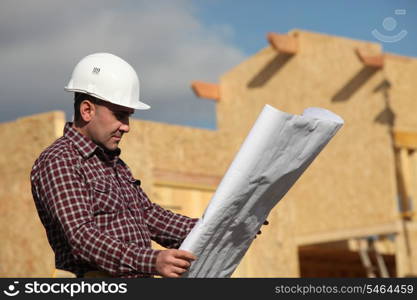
top-left (1, 29), bottom-right (417, 277)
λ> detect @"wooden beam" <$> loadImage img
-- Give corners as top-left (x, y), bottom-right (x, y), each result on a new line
top-left (296, 221), bottom-right (400, 246)
top-left (191, 81), bottom-right (220, 101)
top-left (267, 32), bottom-right (298, 55)
top-left (355, 48), bottom-right (384, 68)
top-left (153, 168), bottom-right (221, 191)
top-left (394, 131), bottom-right (417, 150)
top-left (397, 148), bottom-right (413, 216)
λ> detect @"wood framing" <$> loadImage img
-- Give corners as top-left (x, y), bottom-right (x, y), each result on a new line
top-left (355, 48), bottom-right (384, 68)
top-left (296, 221), bottom-right (400, 246)
top-left (398, 148), bottom-right (413, 213)
top-left (394, 131), bottom-right (417, 220)
top-left (153, 168), bottom-right (221, 191)
top-left (267, 32), bottom-right (298, 55)
top-left (191, 81), bottom-right (220, 101)
top-left (394, 131), bottom-right (417, 150)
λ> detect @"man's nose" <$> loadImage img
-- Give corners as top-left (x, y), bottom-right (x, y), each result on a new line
top-left (119, 118), bottom-right (130, 133)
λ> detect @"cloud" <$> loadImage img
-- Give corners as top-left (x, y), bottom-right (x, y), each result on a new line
top-left (0, 0), bottom-right (246, 128)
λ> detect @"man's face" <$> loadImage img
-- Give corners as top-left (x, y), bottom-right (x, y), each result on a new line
top-left (87, 101), bottom-right (134, 151)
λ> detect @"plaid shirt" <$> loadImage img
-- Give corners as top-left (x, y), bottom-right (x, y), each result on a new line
top-left (31, 123), bottom-right (197, 278)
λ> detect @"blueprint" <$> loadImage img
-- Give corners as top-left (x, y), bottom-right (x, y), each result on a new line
top-left (179, 104), bottom-right (344, 277)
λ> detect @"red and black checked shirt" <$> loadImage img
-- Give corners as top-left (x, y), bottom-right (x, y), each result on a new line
top-left (31, 123), bottom-right (198, 278)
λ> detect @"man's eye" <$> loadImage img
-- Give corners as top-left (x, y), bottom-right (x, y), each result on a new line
top-left (114, 112), bottom-right (125, 120)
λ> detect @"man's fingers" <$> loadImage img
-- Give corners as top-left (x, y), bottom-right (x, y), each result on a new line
top-left (166, 270), bottom-right (182, 278)
top-left (173, 250), bottom-right (197, 261)
top-left (172, 258), bottom-right (191, 269)
top-left (155, 249), bottom-right (197, 278)
top-left (168, 269), bottom-right (187, 277)
top-left (166, 265), bottom-right (189, 277)
top-left (172, 266), bottom-right (188, 275)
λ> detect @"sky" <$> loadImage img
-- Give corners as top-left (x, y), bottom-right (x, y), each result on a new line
top-left (1, 0), bottom-right (416, 129)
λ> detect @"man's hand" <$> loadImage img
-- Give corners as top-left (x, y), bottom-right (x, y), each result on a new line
top-left (156, 249), bottom-right (197, 278)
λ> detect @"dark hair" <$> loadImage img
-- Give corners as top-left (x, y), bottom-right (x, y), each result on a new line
top-left (73, 92), bottom-right (101, 122)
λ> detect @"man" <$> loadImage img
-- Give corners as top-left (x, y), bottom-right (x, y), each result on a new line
top-left (31, 53), bottom-right (197, 278)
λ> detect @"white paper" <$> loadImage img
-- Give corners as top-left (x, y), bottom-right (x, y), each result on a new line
top-left (179, 104), bottom-right (344, 277)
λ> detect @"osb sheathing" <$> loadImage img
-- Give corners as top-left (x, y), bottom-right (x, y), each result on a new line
top-left (385, 54), bottom-right (417, 132)
top-left (132, 120), bottom-right (229, 177)
top-left (218, 30), bottom-right (399, 242)
top-left (0, 111), bottom-right (65, 277)
top-left (117, 120), bottom-right (154, 198)
top-left (396, 222), bottom-right (417, 276)
top-left (119, 119), bottom-right (229, 202)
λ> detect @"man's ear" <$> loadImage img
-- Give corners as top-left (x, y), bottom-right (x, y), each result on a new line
top-left (79, 100), bottom-right (96, 122)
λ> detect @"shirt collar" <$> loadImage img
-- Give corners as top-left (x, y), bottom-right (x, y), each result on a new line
top-left (63, 122), bottom-right (121, 162)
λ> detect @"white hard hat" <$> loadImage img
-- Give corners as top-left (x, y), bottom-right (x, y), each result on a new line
top-left (65, 53), bottom-right (150, 110)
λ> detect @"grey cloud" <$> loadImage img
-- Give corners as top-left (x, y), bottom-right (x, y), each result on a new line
top-left (0, 0), bottom-right (246, 129)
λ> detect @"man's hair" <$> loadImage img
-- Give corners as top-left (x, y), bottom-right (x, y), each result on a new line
top-left (73, 92), bottom-right (101, 122)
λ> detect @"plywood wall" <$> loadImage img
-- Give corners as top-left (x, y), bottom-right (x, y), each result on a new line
top-left (385, 54), bottom-right (417, 131)
top-left (0, 111), bottom-right (65, 277)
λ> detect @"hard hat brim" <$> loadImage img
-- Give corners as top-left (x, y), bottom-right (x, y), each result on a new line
top-left (65, 87), bottom-right (151, 110)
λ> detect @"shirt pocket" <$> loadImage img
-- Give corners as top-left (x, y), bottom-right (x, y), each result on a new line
top-left (119, 172), bottom-right (152, 211)
top-left (91, 178), bottom-right (124, 215)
